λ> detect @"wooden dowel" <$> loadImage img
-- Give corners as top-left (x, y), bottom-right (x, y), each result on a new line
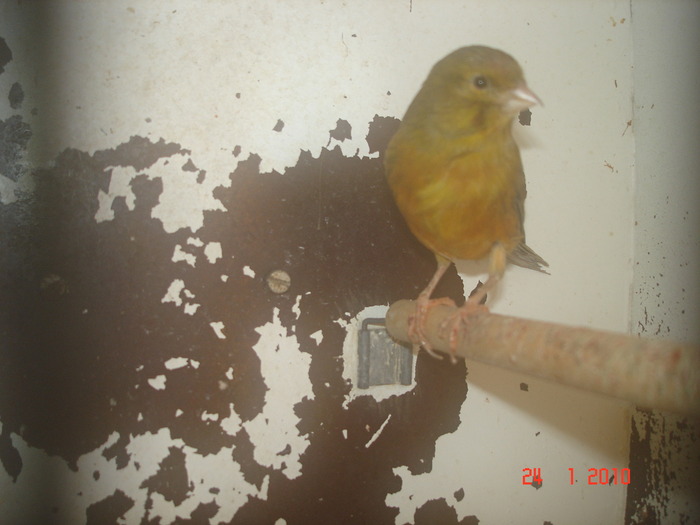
top-left (385, 300), bottom-right (700, 417)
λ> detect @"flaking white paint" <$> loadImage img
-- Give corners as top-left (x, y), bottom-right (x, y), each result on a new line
top-left (148, 375), bottom-right (167, 390)
top-left (172, 244), bottom-right (196, 267)
top-left (204, 241), bottom-right (223, 263)
top-left (161, 279), bottom-right (186, 307)
top-left (94, 155), bottom-right (225, 234)
top-left (94, 166), bottom-right (138, 222)
top-left (209, 321), bottom-right (226, 340)
top-left (0, 166), bottom-right (33, 205)
top-left (365, 414), bottom-right (392, 449)
top-left (221, 403), bottom-right (243, 437)
top-left (0, 420), bottom-right (269, 524)
top-left (164, 357), bottom-right (188, 370)
top-left (292, 295), bottom-right (303, 320)
top-left (183, 302), bottom-right (200, 315)
top-left (243, 307), bottom-right (314, 480)
top-left (310, 329), bottom-right (323, 345)
top-left (162, 279), bottom-right (201, 316)
top-left (201, 411), bottom-right (218, 422)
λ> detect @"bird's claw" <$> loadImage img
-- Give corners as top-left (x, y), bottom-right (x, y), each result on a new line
top-left (408, 296), bottom-right (456, 360)
top-left (438, 300), bottom-right (489, 359)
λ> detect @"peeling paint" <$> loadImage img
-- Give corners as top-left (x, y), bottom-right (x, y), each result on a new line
top-left (310, 329), bottom-right (323, 345)
top-left (183, 302), bottom-right (200, 315)
top-left (365, 414), bottom-right (392, 448)
top-left (148, 375), bottom-right (167, 390)
top-left (95, 154), bottom-right (225, 233)
top-left (172, 244), bottom-right (196, 266)
top-left (201, 411), bottom-right (219, 422)
top-left (220, 404), bottom-right (242, 437)
top-left (626, 410), bottom-right (700, 522)
top-left (95, 166), bottom-right (138, 222)
top-left (291, 294), bottom-right (302, 319)
top-left (209, 322), bottom-right (226, 340)
top-left (162, 279), bottom-right (200, 315)
top-left (204, 241), bottom-right (222, 263)
top-left (162, 279), bottom-right (186, 306)
top-left (243, 308), bottom-right (314, 480)
top-left (0, 428), bottom-right (266, 523)
top-left (164, 357), bottom-right (188, 370)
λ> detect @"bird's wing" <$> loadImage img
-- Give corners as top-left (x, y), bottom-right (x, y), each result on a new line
top-left (509, 160), bottom-right (548, 273)
top-left (508, 241), bottom-right (549, 273)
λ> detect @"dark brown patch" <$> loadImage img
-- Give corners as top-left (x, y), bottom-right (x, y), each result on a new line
top-left (9, 82), bottom-right (24, 109)
top-left (414, 498), bottom-right (479, 524)
top-left (85, 489), bottom-right (134, 525)
top-left (186, 501), bottom-right (220, 523)
top-left (0, 425), bottom-right (22, 482)
top-left (624, 410), bottom-right (700, 525)
top-left (182, 158), bottom-right (198, 172)
top-left (141, 446), bottom-right (191, 505)
top-left (0, 37), bottom-right (12, 74)
top-left (518, 108), bottom-right (532, 126)
top-left (102, 434), bottom-right (131, 470)
top-left (0, 115), bottom-right (468, 522)
top-left (0, 137), bottom-right (213, 472)
top-left (329, 118), bottom-right (352, 142)
top-left (213, 117), bottom-right (468, 523)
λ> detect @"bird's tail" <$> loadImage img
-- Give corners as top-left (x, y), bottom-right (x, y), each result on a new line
top-left (508, 243), bottom-right (549, 274)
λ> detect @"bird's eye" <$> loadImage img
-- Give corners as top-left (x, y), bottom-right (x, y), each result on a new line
top-left (473, 76), bottom-right (488, 89)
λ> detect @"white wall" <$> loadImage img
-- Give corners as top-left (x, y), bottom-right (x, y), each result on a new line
top-left (4, 0), bottom-right (694, 523)
top-left (628, 0), bottom-right (700, 522)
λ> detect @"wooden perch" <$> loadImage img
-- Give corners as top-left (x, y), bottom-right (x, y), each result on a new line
top-left (385, 300), bottom-right (700, 417)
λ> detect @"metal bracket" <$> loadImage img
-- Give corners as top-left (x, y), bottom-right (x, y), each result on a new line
top-left (357, 318), bottom-right (413, 389)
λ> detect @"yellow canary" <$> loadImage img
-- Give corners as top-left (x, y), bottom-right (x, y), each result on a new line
top-left (385, 45), bottom-right (548, 358)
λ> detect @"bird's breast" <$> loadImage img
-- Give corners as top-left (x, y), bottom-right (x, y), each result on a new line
top-left (387, 141), bottom-right (524, 261)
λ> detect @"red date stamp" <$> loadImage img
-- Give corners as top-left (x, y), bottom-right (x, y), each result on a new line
top-left (522, 468), bottom-right (543, 486)
top-left (522, 467), bottom-right (630, 486)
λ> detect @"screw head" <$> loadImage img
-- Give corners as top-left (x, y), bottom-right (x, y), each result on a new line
top-left (266, 269), bottom-right (291, 294)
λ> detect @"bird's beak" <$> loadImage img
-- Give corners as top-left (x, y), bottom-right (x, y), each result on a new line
top-left (505, 84), bottom-right (543, 113)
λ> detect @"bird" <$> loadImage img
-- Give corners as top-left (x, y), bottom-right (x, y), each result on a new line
top-left (384, 45), bottom-right (548, 360)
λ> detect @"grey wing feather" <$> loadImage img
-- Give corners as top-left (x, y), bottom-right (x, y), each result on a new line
top-left (508, 242), bottom-right (549, 274)
top-left (511, 158), bottom-right (548, 274)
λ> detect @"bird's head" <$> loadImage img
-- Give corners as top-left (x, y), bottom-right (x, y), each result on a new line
top-left (420, 45), bottom-right (541, 127)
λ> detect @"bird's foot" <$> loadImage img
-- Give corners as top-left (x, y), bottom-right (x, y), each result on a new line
top-left (408, 296), bottom-right (456, 359)
top-left (439, 299), bottom-right (489, 362)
